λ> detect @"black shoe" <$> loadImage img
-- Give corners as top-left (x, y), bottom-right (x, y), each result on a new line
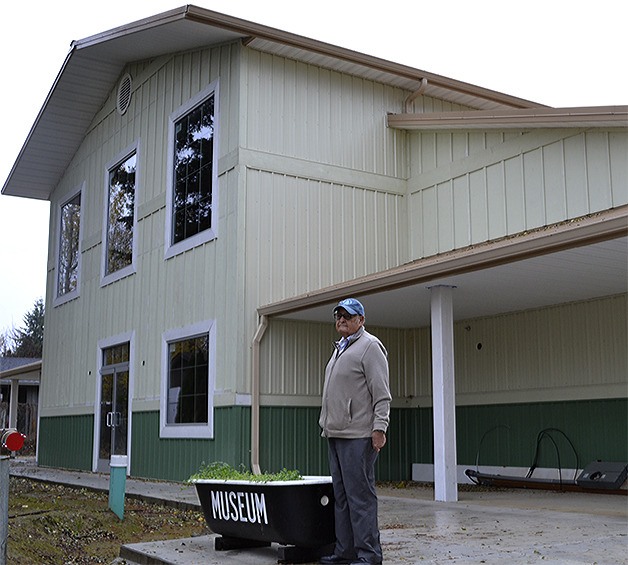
top-left (349, 560), bottom-right (382, 565)
top-left (319, 556), bottom-right (353, 564)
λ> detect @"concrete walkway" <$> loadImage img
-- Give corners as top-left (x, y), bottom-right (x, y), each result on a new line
top-left (8, 458), bottom-right (628, 564)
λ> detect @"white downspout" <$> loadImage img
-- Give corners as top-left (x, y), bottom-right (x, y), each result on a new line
top-left (251, 314), bottom-right (268, 475)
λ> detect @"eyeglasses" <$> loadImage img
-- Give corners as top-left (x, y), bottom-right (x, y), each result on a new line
top-left (334, 311), bottom-right (357, 321)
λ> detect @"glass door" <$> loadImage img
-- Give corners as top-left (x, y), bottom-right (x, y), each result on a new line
top-left (97, 343), bottom-right (129, 473)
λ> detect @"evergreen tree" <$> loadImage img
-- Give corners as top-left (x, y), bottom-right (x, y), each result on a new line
top-left (8, 299), bottom-right (45, 358)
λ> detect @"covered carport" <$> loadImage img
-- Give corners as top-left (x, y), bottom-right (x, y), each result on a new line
top-left (251, 207), bottom-right (627, 501)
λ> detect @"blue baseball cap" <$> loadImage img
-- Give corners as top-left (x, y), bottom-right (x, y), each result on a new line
top-left (334, 298), bottom-right (365, 316)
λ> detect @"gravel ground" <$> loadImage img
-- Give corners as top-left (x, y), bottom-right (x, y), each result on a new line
top-left (7, 477), bottom-right (209, 564)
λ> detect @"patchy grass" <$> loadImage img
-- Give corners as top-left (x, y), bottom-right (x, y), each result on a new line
top-left (188, 461), bottom-right (302, 482)
top-left (7, 477), bottom-right (209, 564)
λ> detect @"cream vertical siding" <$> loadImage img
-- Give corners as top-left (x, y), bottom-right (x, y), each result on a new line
top-left (258, 320), bottom-right (432, 404)
top-left (40, 35), bottom-right (627, 420)
top-left (244, 169), bottom-right (407, 304)
top-left (42, 40), bottom-right (415, 413)
top-left (259, 295), bottom-right (626, 404)
top-left (244, 48), bottom-right (407, 177)
top-left (454, 294), bottom-right (627, 404)
top-left (42, 43), bottom-right (243, 413)
top-left (408, 130), bottom-right (628, 259)
top-left (239, 46), bottom-right (416, 389)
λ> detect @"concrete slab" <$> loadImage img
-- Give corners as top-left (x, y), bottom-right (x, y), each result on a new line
top-left (9, 458), bottom-right (628, 564)
top-left (120, 491), bottom-right (628, 564)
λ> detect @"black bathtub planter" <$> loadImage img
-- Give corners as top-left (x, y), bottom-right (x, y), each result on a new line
top-left (189, 462), bottom-right (335, 563)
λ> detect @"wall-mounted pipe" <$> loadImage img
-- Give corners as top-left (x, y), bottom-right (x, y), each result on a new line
top-left (251, 314), bottom-right (269, 475)
top-left (404, 77), bottom-right (428, 113)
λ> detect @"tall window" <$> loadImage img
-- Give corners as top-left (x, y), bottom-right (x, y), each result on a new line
top-left (56, 191), bottom-right (81, 302)
top-left (105, 152), bottom-right (136, 277)
top-left (160, 321), bottom-right (215, 438)
top-left (166, 81), bottom-right (218, 258)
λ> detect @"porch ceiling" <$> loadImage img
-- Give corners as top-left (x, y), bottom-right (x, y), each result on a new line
top-left (279, 236), bottom-right (628, 328)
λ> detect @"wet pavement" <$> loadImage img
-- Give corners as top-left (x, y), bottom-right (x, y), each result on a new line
top-left (8, 457), bottom-right (628, 564)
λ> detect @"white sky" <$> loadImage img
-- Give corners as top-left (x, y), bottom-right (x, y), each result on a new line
top-left (0, 0), bottom-right (626, 333)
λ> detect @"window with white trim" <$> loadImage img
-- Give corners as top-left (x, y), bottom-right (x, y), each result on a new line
top-left (165, 81), bottom-right (219, 258)
top-left (55, 188), bottom-right (82, 305)
top-left (160, 321), bottom-right (215, 438)
top-left (102, 143), bottom-right (139, 285)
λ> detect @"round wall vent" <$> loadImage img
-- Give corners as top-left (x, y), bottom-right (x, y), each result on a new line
top-left (117, 73), bottom-right (133, 115)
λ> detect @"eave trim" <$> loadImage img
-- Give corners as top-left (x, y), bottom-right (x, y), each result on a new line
top-left (387, 106), bottom-right (628, 130)
top-left (182, 5), bottom-right (545, 110)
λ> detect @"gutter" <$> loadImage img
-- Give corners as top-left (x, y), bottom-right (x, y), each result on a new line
top-left (251, 315), bottom-right (268, 475)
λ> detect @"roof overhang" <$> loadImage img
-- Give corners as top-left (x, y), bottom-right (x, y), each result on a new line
top-left (2, 4), bottom-right (547, 201)
top-left (259, 207), bottom-right (628, 327)
top-left (387, 106), bottom-right (628, 130)
top-left (0, 359), bottom-right (42, 381)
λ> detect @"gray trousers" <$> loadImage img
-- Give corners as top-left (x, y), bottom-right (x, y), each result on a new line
top-left (328, 437), bottom-right (382, 563)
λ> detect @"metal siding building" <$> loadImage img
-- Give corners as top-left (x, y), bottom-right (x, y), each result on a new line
top-left (2, 6), bottom-right (626, 487)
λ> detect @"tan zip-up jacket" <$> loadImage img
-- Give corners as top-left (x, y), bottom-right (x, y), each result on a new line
top-left (319, 327), bottom-right (391, 439)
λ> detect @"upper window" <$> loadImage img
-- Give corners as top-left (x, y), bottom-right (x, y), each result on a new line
top-left (102, 144), bottom-right (138, 285)
top-left (160, 320), bottom-right (215, 439)
top-left (165, 81), bottom-right (219, 258)
top-left (54, 188), bottom-right (82, 305)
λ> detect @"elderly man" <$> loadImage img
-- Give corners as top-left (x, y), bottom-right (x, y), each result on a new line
top-left (319, 298), bottom-right (391, 565)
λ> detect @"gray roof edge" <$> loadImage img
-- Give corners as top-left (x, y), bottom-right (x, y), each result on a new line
top-left (1, 45), bottom-right (76, 200)
top-left (0, 357), bottom-right (42, 373)
top-left (2, 4), bottom-right (550, 200)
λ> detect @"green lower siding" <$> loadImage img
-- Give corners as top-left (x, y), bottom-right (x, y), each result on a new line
top-left (131, 407), bottom-right (252, 481)
top-left (258, 399), bottom-right (627, 481)
top-left (38, 414), bottom-right (94, 471)
top-left (257, 406), bottom-right (433, 481)
top-left (455, 398), bottom-right (628, 470)
top-left (37, 398), bottom-right (627, 482)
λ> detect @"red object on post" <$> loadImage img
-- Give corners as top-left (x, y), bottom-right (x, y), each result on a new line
top-left (0, 428), bottom-right (25, 452)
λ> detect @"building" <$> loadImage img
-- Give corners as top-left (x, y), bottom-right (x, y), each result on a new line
top-left (2, 6), bottom-right (626, 500)
top-left (0, 357), bottom-right (41, 453)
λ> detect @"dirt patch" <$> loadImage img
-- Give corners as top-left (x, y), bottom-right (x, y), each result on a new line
top-left (7, 477), bottom-right (210, 564)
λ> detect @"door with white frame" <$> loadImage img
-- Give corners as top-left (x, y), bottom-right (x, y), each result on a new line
top-left (96, 341), bottom-right (130, 473)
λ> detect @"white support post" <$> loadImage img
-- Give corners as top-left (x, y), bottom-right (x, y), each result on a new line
top-left (430, 285), bottom-right (458, 502)
top-left (8, 381), bottom-right (18, 430)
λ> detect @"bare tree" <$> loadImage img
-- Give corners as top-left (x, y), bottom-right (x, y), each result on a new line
top-left (0, 328), bottom-right (14, 356)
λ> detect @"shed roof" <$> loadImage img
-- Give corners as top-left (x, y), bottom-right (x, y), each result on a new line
top-left (2, 4), bottom-right (548, 201)
top-left (0, 357), bottom-right (40, 371)
top-left (0, 357), bottom-right (42, 375)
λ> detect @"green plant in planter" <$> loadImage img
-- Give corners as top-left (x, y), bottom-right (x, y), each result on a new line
top-left (188, 461), bottom-right (302, 483)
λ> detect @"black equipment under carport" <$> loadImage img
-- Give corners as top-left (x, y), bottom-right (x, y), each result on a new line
top-left (576, 461), bottom-right (628, 490)
top-left (465, 426), bottom-right (627, 495)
